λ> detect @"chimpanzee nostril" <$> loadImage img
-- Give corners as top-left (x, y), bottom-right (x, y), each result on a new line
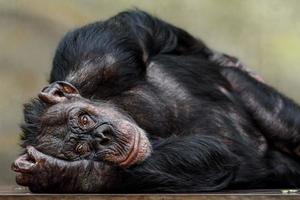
top-left (95, 132), bottom-right (111, 146)
top-left (99, 137), bottom-right (110, 146)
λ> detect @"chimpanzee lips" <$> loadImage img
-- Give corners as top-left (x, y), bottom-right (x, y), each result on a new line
top-left (118, 127), bottom-right (152, 167)
top-left (119, 129), bottom-right (141, 167)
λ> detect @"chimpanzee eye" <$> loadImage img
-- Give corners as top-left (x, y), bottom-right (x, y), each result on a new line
top-left (78, 114), bottom-right (93, 128)
top-left (75, 143), bottom-right (90, 155)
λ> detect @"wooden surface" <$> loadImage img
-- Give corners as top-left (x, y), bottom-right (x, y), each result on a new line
top-left (0, 186), bottom-right (299, 200)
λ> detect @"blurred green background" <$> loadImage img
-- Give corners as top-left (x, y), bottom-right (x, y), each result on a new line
top-left (0, 0), bottom-right (300, 186)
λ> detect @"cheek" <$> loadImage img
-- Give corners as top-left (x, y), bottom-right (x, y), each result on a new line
top-left (115, 121), bottom-right (139, 147)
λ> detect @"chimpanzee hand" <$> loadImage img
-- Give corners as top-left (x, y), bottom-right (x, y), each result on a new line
top-left (209, 50), bottom-right (264, 82)
top-left (11, 146), bottom-right (117, 193)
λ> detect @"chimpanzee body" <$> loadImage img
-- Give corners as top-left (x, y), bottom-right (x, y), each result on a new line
top-left (13, 10), bottom-right (300, 193)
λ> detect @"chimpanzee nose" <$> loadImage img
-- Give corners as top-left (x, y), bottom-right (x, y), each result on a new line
top-left (94, 124), bottom-right (113, 145)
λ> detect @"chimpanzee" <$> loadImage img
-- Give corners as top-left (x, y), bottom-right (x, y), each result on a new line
top-left (12, 10), bottom-right (300, 193)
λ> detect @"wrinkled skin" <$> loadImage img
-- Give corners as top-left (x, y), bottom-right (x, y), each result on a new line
top-left (12, 146), bottom-right (117, 193)
top-left (35, 90), bottom-right (151, 166)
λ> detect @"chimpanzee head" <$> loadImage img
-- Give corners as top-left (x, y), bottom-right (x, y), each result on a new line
top-left (21, 81), bottom-right (152, 167)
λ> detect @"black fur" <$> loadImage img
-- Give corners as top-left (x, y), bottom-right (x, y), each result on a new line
top-left (21, 100), bottom-right (48, 148)
top-left (21, 9), bottom-right (300, 192)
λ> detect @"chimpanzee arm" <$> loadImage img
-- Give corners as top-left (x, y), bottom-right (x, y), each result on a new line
top-left (114, 10), bottom-right (208, 59)
top-left (118, 135), bottom-right (239, 193)
top-left (208, 51), bottom-right (264, 82)
top-left (12, 146), bottom-right (118, 193)
top-left (14, 137), bottom-right (239, 193)
top-left (222, 67), bottom-right (300, 156)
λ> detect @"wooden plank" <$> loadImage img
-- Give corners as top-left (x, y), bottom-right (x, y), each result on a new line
top-left (0, 186), bottom-right (299, 200)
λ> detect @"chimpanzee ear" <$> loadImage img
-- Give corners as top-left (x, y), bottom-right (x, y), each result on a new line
top-left (38, 81), bottom-right (79, 104)
top-left (116, 9), bottom-right (207, 62)
top-left (59, 81), bottom-right (79, 95)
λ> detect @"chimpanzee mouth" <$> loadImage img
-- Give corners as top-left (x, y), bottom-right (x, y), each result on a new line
top-left (119, 128), bottom-right (141, 167)
top-left (98, 122), bottom-right (152, 167)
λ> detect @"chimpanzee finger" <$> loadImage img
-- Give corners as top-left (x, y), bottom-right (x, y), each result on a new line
top-left (26, 146), bottom-right (49, 163)
top-left (15, 172), bottom-right (33, 186)
top-left (11, 154), bottom-right (35, 174)
top-left (26, 146), bottom-right (71, 172)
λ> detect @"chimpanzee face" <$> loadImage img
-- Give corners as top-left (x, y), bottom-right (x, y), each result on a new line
top-left (23, 82), bottom-right (152, 167)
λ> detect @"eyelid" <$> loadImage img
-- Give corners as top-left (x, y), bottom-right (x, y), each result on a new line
top-left (78, 113), bottom-right (97, 131)
top-left (79, 112), bottom-right (96, 124)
